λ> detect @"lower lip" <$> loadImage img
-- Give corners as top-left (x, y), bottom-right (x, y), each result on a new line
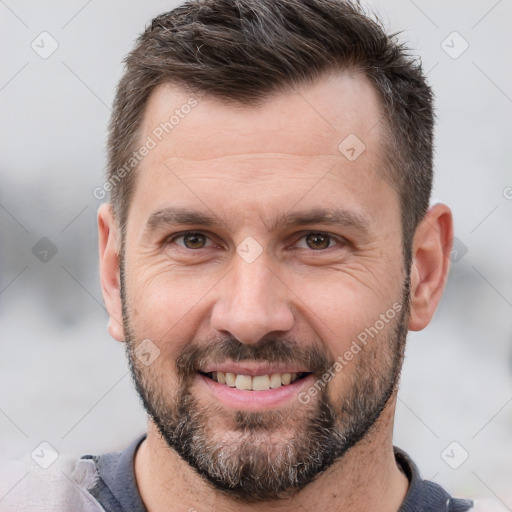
top-left (197, 373), bottom-right (316, 410)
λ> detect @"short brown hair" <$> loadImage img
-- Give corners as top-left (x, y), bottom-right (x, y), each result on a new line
top-left (107, 0), bottom-right (434, 260)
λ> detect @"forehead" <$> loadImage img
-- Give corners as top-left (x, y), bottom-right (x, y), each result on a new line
top-left (142, 71), bottom-right (384, 160)
top-left (128, 71), bottom-right (396, 233)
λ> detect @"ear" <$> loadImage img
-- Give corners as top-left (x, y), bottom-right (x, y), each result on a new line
top-left (408, 203), bottom-right (454, 331)
top-left (98, 203), bottom-right (125, 342)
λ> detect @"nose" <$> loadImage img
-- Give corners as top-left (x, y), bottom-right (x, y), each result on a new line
top-left (210, 254), bottom-right (294, 345)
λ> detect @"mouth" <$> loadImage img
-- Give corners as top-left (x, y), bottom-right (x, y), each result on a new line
top-left (199, 371), bottom-right (312, 391)
top-left (196, 361), bottom-right (318, 409)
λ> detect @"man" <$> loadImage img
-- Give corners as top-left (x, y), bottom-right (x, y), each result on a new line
top-left (0, 0), bottom-right (489, 511)
top-left (92, 0), bottom-right (473, 510)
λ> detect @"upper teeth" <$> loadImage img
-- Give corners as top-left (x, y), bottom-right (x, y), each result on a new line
top-left (210, 371), bottom-right (301, 391)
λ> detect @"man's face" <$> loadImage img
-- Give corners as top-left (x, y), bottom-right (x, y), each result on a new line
top-left (120, 72), bottom-right (409, 501)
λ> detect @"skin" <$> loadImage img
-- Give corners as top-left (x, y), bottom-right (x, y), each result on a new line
top-left (98, 70), bottom-right (453, 512)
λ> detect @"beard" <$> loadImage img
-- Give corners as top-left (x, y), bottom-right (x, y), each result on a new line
top-left (121, 267), bottom-right (410, 503)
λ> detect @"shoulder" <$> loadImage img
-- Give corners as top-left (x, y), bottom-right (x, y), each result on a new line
top-left (0, 454), bottom-right (105, 512)
top-left (394, 447), bottom-right (507, 512)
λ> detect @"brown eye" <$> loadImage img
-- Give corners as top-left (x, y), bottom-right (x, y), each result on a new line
top-left (182, 233), bottom-right (207, 249)
top-left (305, 233), bottom-right (332, 250)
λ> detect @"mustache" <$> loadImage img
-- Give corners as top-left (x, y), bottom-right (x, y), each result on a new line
top-left (175, 335), bottom-right (333, 378)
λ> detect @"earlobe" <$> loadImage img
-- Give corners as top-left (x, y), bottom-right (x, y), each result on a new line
top-left (98, 203), bottom-right (125, 342)
top-left (408, 203), bottom-right (453, 331)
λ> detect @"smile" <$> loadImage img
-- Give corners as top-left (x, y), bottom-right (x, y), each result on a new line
top-left (200, 371), bottom-right (311, 391)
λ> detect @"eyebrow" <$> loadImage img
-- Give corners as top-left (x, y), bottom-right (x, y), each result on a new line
top-left (147, 208), bottom-right (220, 231)
top-left (145, 206), bottom-right (371, 235)
top-left (264, 208), bottom-right (371, 234)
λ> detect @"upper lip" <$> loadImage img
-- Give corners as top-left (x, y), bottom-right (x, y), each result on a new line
top-left (199, 362), bottom-right (310, 377)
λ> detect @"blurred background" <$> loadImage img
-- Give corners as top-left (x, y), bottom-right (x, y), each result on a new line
top-left (1, 0), bottom-right (511, 506)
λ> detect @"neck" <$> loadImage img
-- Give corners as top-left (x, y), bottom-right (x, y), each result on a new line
top-left (134, 401), bottom-right (409, 512)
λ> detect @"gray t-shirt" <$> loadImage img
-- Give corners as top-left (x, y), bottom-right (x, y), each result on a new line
top-left (81, 434), bottom-right (474, 512)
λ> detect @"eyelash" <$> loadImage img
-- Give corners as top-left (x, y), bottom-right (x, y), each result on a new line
top-left (166, 230), bottom-right (346, 251)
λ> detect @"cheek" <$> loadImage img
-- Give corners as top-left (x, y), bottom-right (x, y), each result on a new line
top-left (322, 311), bottom-right (402, 401)
top-left (125, 260), bottom-right (230, 361)
top-left (290, 267), bottom-right (398, 339)
top-left (294, 270), bottom-right (403, 392)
